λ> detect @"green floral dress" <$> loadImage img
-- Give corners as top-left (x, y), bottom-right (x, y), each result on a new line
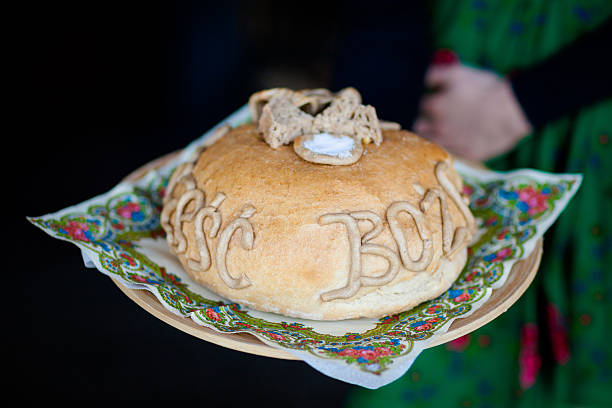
top-left (346, 1), bottom-right (612, 407)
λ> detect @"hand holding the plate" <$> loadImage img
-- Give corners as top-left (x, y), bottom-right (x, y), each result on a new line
top-left (413, 63), bottom-right (532, 162)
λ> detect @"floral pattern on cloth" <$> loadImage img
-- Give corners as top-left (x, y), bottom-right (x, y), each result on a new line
top-left (27, 109), bottom-right (581, 389)
top-left (28, 169), bottom-right (580, 387)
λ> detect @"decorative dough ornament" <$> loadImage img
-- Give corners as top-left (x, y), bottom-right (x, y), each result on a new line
top-left (249, 87), bottom-right (390, 165)
top-left (293, 133), bottom-right (364, 165)
top-left (161, 88), bottom-right (475, 320)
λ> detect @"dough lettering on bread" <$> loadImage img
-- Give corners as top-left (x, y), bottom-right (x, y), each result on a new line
top-left (161, 88), bottom-right (475, 320)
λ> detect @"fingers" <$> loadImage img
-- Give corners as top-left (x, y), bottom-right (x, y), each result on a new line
top-left (414, 81), bottom-right (455, 150)
top-left (412, 113), bottom-right (458, 156)
top-left (418, 94), bottom-right (444, 119)
top-left (412, 117), bottom-right (448, 147)
top-left (412, 118), bottom-right (434, 135)
top-left (424, 65), bottom-right (458, 90)
top-left (414, 93), bottom-right (441, 138)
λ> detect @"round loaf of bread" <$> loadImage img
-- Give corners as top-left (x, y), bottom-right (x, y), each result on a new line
top-left (161, 123), bottom-right (474, 320)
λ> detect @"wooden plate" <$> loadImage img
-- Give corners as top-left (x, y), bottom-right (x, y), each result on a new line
top-left (113, 151), bottom-right (543, 360)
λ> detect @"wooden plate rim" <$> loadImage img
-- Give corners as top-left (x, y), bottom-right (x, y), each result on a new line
top-left (113, 150), bottom-right (542, 360)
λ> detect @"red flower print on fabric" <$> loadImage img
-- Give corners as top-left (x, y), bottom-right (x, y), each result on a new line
top-left (446, 334), bottom-right (471, 352)
top-left (268, 332), bottom-right (286, 341)
top-left (547, 303), bottom-right (570, 365)
top-left (63, 220), bottom-right (90, 242)
top-left (519, 323), bottom-right (541, 389)
top-left (518, 186), bottom-right (549, 215)
top-left (205, 308), bottom-right (221, 321)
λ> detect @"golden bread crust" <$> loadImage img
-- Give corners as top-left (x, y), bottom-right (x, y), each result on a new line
top-left (164, 123), bottom-right (471, 320)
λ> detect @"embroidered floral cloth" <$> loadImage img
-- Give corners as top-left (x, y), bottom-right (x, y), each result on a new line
top-left (28, 106), bottom-right (581, 389)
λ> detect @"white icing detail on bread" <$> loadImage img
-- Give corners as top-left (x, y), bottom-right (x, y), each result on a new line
top-left (303, 133), bottom-right (355, 158)
top-left (294, 133), bottom-right (364, 166)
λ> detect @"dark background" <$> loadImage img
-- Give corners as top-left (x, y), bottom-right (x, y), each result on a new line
top-left (18, 1), bottom-right (431, 406)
